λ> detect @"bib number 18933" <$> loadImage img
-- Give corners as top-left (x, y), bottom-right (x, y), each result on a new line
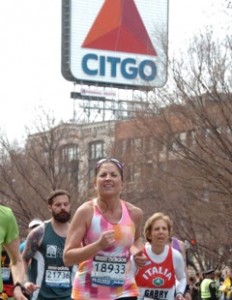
top-left (91, 255), bottom-right (127, 287)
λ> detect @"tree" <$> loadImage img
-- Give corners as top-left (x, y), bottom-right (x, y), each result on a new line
top-left (0, 112), bottom-right (80, 236)
top-left (113, 28), bottom-right (232, 270)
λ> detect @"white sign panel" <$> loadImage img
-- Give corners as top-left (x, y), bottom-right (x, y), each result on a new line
top-left (62, 0), bottom-right (169, 89)
top-left (80, 88), bottom-right (117, 99)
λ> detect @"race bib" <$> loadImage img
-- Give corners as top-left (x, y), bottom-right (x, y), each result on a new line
top-left (91, 255), bottom-right (127, 287)
top-left (143, 289), bottom-right (170, 300)
top-left (45, 266), bottom-right (71, 288)
top-left (1, 267), bottom-right (11, 281)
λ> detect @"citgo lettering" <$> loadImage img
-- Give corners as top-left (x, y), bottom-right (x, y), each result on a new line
top-left (82, 54), bottom-right (157, 81)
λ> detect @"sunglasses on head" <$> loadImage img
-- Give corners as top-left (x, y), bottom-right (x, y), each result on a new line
top-left (29, 224), bottom-right (40, 230)
top-left (95, 158), bottom-right (124, 177)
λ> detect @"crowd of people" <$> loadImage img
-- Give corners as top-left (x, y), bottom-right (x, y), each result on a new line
top-left (0, 157), bottom-right (231, 300)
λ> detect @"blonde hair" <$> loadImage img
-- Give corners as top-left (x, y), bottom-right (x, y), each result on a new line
top-left (144, 212), bottom-right (172, 243)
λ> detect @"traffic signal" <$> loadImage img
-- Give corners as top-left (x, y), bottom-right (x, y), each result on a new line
top-left (190, 239), bottom-right (196, 246)
top-left (190, 239), bottom-right (197, 250)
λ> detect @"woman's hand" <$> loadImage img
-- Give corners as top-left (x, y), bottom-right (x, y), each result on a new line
top-left (13, 282), bottom-right (38, 300)
top-left (176, 293), bottom-right (185, 300)
top-left (24, 281), bottom-right (40, 294)
top-left (133, 250), bottom-right (148, 268)
top-left (99, 230), bottom-right (116, 249)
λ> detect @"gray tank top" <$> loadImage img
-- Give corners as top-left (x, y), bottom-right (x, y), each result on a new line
top-left (29, 221), bottom-right (72, 300)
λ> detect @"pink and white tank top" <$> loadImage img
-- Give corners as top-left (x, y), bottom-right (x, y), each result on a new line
top-left (71, 199), bottom-right (139, 300)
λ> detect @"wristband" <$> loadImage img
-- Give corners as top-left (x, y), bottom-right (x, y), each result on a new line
top-left (13, 282), bottom-right (25, 291)
top-left (13, 282), bottom-right (30, 299)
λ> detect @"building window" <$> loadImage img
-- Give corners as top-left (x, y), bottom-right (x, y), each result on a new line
top-left (126, 163), bottom-right (141, 183)
top-left (145, 137), bottom-right (153, 154)
top-left (186, 130), bottom-right (196, 147)
top-left (89, 141), bottom-right (105, 159)
top-left (134, 138), bottom-right (143, 154)
top-left (157, 161), bottom-right (167, 172)
top-left (204, 128), bottom-right (211, 139)
top-left (127, 164), bottom-right (135, 182)
top-left (121, 140), bottom-right (127, 155)
top-left (179, 132), bottom-right (186, 143)
top-left (157, 136), bottom-right (166, 152)
top-left (59, 144), bottom-right (79, 184)
top-left (144, 162), bottom-right (153, 178)
top-left (171, 132), bottom-right (186, 151)
top-left (68, 160), bottom-right (79, 184)
top-left (88, 141), bottom-right (106, 187)
top-left (61, 144), bottom-right (79, 162)
top-left (127, 139), bottom-right (135, 154)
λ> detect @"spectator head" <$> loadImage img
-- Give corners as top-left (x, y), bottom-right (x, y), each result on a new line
top-left (28, 218), bottom-right (43, 231)
top-left (204, 269), bottom-right (215, 278)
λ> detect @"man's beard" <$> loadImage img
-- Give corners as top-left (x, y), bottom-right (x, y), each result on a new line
top-left (52, 211), bottom-right (71, 223)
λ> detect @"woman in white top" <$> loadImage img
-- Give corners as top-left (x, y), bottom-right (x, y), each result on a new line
top-left (132, 212), bottom-right (187, 300)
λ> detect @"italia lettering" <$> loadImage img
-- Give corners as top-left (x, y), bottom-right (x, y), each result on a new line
top-left (142, 267), bottom-right (172, 280)
top-left (82, 54), bottom-right (157, 81)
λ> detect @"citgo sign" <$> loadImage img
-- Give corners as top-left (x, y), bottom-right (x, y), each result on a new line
top-left (62, 0), bottom-right (169, 89)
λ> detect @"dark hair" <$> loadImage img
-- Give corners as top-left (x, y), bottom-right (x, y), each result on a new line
top-left (95, 158), bottom-right (124, 180)
top-left (47, 189), bottom-right (70, 205)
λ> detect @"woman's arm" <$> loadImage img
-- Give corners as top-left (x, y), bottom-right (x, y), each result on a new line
top-left (126, 202), bottom-right (147, 267)
top-left (173, 249), bottom-right (187, 294)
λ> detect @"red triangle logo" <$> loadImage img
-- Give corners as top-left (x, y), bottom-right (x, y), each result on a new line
top-left (82, 0), bottom-right (157, 56)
